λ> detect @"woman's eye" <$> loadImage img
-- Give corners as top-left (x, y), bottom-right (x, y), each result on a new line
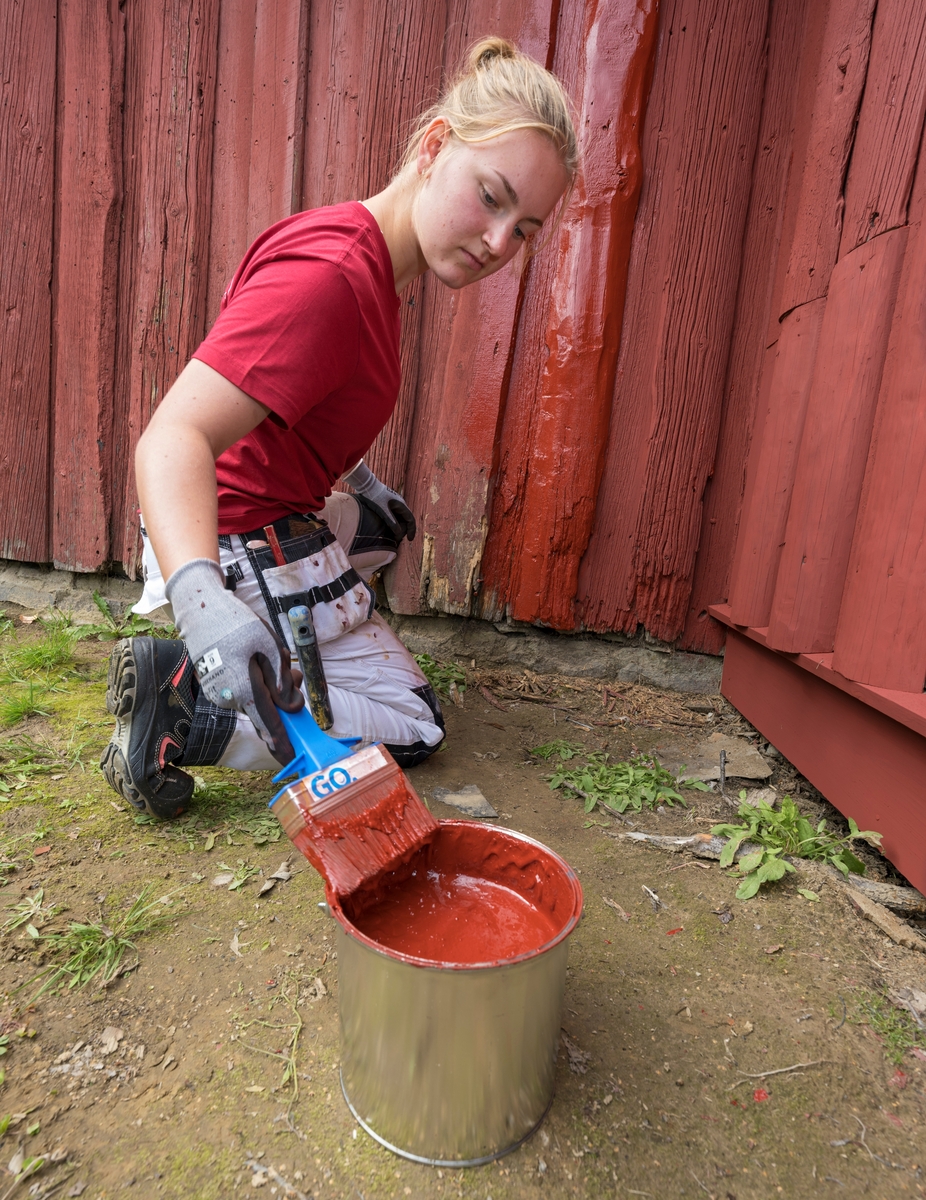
top-left (514, 224), bottom-right (525, 240)
top-left (482, 189), bottom-right (497, 207)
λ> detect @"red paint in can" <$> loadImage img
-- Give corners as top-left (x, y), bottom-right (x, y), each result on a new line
top-left (333, 821), bottom-right (583, 969)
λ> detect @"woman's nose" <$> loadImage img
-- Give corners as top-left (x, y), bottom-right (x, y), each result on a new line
top-left (483, 221), bottom-right (512, 258)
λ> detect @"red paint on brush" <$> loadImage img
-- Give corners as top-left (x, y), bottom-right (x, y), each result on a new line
top-left (272, 746), bottom-right (438, 898)
top-left (335, 822), bottom-right (583, 969)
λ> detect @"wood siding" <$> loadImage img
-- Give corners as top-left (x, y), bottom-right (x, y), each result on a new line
top-left (4, 0), bottom-right (926, 711)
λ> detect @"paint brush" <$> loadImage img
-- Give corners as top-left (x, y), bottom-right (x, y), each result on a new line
top-left (269, 703), bottom-right (438, 898)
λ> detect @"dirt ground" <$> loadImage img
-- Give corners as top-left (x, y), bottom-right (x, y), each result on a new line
top-left (0, 613), bottom-right (924, 1200)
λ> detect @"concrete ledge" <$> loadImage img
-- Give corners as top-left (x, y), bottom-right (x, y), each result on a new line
top-left (0, 561), bottom-right (723, 694)
top-left (0, 562), bottom-right (144, 624)
top-left (383, 612), bottom-right (722, 695)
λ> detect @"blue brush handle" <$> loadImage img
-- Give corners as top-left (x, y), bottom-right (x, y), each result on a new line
top-left (272, 704), bottom-right (361, 785)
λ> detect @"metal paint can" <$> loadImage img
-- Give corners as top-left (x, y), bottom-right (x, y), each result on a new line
top-left (326, 820), bottom-right (583, 1166)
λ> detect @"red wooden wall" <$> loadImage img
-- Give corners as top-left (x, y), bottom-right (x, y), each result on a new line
top-left (4, 0), bottom-right (926, 697)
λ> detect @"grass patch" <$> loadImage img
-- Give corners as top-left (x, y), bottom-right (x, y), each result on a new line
top-left (0, 686), bottom-right (51, 729)
top-left (851, 990), bottom-right (925, 1065)
top-left (131, 772), bottom-right (282, 851)
top-left (22, 885), bottom-right (173, 1000)
top-left (5, 618), bottom-right (79, 675)
top-left (712, 794), bottom-right (881, 900)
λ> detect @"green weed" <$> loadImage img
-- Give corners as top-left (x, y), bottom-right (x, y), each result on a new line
top-left (851, 990), bottom-right (925, 1065)
top-left (23, 885), bottom-right (173, 999)
top-left (77, 592), bottom-right (174, 641)
top-left (413, 653), bottom-right (466, 699)
top-left (712, 794), bottom-right (882, 900)
top-left (531, 740), bottom-right (583, 762)
top-left (534, 744), bottom-right (699, 816)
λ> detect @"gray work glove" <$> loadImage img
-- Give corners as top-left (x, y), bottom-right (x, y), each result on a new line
top-left (342, 460), bottom-right (416, 542)
top-left (165, 558), bottom-right (304, 765)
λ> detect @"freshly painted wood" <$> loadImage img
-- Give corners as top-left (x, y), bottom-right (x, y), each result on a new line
top-left (766, 229), bottom-right (907, 653)
top-left (110, 0), bottom-right (220, 572)
top-left (386, 0), bottom-right (558, 617)
top-left (839, 0), bottom-right (926, 255)
top-left (726, 299), bottom-right (825, 629)
top-left (711, 604), bottom-right (926, 745)
top-left (573, 0), bottom-right (768, 642)
top-left (51, 0), bottom-right (125, 572)
top-left (682, 0), bottom-right (810, 654)
top-left (832, 180), bottom-right (926, 691)
top-left (0, 0), bottom-right (56, 562)
top-left (721, 628), bottom-right (926, 895)
top-left (475, 0), bottom-right (658, 629)
top-left (771, 0), bottom-right (876, 327)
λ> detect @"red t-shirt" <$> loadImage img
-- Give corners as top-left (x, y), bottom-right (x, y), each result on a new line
top-left (193, 202), bottom-right (401, 533)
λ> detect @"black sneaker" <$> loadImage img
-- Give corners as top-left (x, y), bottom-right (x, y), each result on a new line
top-left (99, 637), bottom-right (196, 819)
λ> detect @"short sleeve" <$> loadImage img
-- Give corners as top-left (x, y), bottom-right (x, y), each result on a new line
top-left (193, 257), bottom-right (361, 429)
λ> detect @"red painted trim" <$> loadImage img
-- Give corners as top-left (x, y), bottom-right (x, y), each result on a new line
top-left (720, 627), bottom-right (926, 894)
top-left (710, 603), bottom-right (926, 740)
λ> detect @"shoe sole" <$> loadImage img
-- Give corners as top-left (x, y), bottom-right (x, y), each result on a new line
top-left (100, 638), bottom-right (192, 818)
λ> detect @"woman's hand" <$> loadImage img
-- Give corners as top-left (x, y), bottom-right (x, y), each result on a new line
top-left (166, 558), bottom-right (304, 763)
top-left (342, 460), bottom-right (417, 542)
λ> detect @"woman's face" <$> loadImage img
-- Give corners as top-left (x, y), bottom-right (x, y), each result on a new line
top-left (413, 122), bottom-right (570, 289)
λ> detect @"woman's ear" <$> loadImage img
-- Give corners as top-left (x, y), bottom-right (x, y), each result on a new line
top-left (416, 117), bottom-right (452, 178)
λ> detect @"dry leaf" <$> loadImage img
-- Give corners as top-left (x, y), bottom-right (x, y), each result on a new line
top-left (764, 944), bottom-right (785, 955)
top-left (8, 1148), bottom-right (24, 1176)
top-left (244, 1085), bottom-right (265, 1094)
top-left (269, 860), bottom-right (293, 882)
top-left (230, 932), bottom-right (248, 957)
top-left (212, 873), bottom-right (235, 888)
top-left (561, 1032), bottom-right (591, 1075)
top-left (257, 880), bottom-right (276, 897)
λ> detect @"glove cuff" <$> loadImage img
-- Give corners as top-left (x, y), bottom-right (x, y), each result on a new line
top-left (341, 459), bottom-right (376, 496)
top-left (165, 557), bottom-right (226, 629)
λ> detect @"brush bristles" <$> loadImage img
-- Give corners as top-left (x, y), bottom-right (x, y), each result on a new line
top-left (275, 755), bottom-right (438, 897)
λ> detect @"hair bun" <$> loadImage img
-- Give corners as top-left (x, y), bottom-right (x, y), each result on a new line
top-left (468, 36), bottom-right (517, 72)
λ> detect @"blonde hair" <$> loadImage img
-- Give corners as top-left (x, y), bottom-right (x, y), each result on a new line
top-left (401, 37), bottom-right (578, 246)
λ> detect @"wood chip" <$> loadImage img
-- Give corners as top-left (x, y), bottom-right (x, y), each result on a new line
top-left (845, 890), bottom-right (926, 953)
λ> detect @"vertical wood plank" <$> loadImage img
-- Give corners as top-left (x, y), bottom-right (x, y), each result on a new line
top-left (766, 228), bottom-right (906, 653)
top-left (300, 0), bottom-right (444, 527)
top-left (0, 0), bottom-right (56, 562)
top-left (725, 299), bottom-right (826, 627)
top-left (51, 0), bottom-right (125, 572)
top-left (475, 0), bottom-right (658, 629)
top-left (111, 0), bottom-right (220, 573)
top-left (386, 0), bottom-right (557, 616)
top-left (682, 0), bottom-right (810, 654)
top-left (832, 173), bottom-right (926, 690)
top-left (573, 0), bottom-right (768, 641)
top-left (206, 0), bottom-right (257, 323)
top-left (770, 0), bottom-right (875, 327)
top-left (839, 0), bottom-right (926, 255)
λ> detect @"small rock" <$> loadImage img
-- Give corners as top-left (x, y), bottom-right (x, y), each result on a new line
top-left (432, 785), bottom-right (498, 819)
top-left (99, 1027), bottom-right (123, 1056)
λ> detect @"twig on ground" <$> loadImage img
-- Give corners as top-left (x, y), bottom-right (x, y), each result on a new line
top-left (728, 1060), bottom-right (827, 1090)
top-left (477, 685), bottom-right (508, 713)
top-left (603, 897), bottom-right (630, 921)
